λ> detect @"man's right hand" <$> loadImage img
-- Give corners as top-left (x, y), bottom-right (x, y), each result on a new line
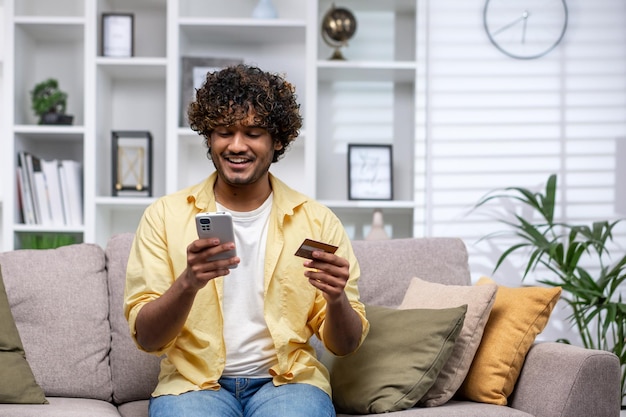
top-left (184, 238), bottom-right (240, 290)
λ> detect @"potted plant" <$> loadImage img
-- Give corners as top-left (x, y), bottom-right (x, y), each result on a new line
top-left (30, 78), bottom-right (74, 125)
top-left (472, 174), bottom-right (626, 404)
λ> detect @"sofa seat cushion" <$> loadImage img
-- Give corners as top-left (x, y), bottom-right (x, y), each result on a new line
top-left (324, 304), bottom-right (466, 414)
top-left (336, 399), bottom-right (534, 416)
top-left (0, 244), bottom-right (113, 401)
top-left (117, 399), bottom-right (149, 417)
top-left (0, 397), bottom-right (121, 417)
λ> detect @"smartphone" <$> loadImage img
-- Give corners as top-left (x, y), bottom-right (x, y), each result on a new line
top-left (195, 212), bottom-right (238, 267)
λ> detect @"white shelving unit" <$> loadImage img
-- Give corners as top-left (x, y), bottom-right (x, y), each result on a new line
top-left (311, 0), bottom-right (418, 240)
top-left (1, 0), bottom-right (419, 251)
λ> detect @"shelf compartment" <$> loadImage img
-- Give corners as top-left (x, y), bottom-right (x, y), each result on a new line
top-left (179, 18), bottom-right (306, 45)
top-left (318, 61), bottom-right (417, 83)
top-left (13, 230), bottom-right (83, 250)
top-left (96, 57), bottom-right (167, 80)
top-left (13, 18), bottom-right (85, 39)
top-left (326, 205), bottom-right (415, 240)
top-left (179, 0), bottom-right (306, 20)
top-left (93, 202), bottom-right (147, 248)
top-left (13, 125), bottom-right (85, 142)
top-left (13, 21), bottom-right (85, 125)
top-left (96, 1), bottom-right (167, 58)
top-left (315, 78), bottom-right (415, 202)
top-left (319, 0), bottom-right (416, 14)
top-left (317, 0), bottom-right (415, 62)
top-left (15, 1), bottom-right (85, 18)
top-left (95, 65), bottom-right (166, 198)
top-left (13, 130), bottom-right (84, 163)
top-left (178, 19), bottom-right (308, 130)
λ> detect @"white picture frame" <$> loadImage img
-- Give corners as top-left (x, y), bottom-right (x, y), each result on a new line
top-left (348, 144), bottom-right (393, 200)
top-left (102, 13), bottom-right (134, 57)
top-left (180, 57), bottom-right (243, 127)
top-left (112, 131), bottom-right (152, 197)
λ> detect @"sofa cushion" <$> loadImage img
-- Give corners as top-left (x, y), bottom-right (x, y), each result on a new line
top-left (0, 243), bottom-right (112, 401)
top-left (0, 267), bottom-right (47, 404)
top-left (399, 277), bottom-right (497, 407)
top-left (324, 304), bottom-right (466, 414)
top-left (458, 277), bottom-right (562, 405)
top-left (0, 397), bottom-right (122, 417)
top-left (106, 233), bottom-right (160, 404)
top-left (352, 238), bottom-right (471, 308)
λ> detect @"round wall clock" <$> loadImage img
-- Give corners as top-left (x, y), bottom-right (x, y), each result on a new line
top-left (483, 0), bottom-right (568, 59)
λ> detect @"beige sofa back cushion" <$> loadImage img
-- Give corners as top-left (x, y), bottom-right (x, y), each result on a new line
top-left (351, 237), bottom-right (471, 307)
top-left (0, 243), bottom-right (113, 401)
top-left (106, 233), bottom-right (161, 404)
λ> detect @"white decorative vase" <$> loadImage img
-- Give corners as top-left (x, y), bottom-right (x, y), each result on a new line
top-left (365, 209), bottom-right (390, 241)
top-left (252, 0), bottom-right (278, 19)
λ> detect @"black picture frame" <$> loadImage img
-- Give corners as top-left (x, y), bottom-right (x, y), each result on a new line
top-left (112, 131), bottom-right (152, 197)
top-left (180, 56), bottom-right (243, 126)
top-left (348, 144), bottom-right (393, 200)
top-left (102, 13), bottom-right (134, 57)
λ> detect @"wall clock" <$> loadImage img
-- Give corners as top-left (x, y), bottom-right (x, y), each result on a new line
top-left (483, 0), bottom-right (568, 59)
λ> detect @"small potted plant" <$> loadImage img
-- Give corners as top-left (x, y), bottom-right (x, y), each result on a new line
top-left (30, 78), bottom-right (74, 125)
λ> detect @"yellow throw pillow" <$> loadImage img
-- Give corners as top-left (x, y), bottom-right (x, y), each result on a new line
top-left (458, 276), bottom-right (561, 405)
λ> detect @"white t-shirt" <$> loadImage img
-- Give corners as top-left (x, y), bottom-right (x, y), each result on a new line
top-left (218, 194), bottom-right (278, 377)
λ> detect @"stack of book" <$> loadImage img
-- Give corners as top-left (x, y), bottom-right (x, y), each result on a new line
top-left (16, 151), bottom-right (83, 226)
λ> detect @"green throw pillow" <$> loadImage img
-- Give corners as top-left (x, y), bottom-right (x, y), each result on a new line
top-left (0, 266), bottom-right (48, 404)
top-left (323, 304), bottom-right (466, 414)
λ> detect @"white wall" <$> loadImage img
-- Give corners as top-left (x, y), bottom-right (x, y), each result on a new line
top-left (414, 0), bottom-right (626, 344)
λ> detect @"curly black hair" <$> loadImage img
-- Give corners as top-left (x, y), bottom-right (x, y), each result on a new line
top-left (187, 64), bottom-right (303, 163)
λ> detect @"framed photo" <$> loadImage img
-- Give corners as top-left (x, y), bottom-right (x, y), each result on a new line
top-left (348, 144), bottom-right (393, 200)
top-left (112, 131), bottom-right (152, 197)
top-left (180, 56), bottom-right (243, 126)
top-left (102, 13), bottom-right (134, 57)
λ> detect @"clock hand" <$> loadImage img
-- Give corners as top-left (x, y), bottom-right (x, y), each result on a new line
top-left (492, 13), bottom-right (526, 37)
top-left (521, 10), bottom-right (529, 44)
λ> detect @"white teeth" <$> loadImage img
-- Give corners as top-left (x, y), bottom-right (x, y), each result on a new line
top-left (228, 157), bottom-right (248, 163)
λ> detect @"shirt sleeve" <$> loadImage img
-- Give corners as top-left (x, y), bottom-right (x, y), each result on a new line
top-left (124, 201), bottom-right (178, 355)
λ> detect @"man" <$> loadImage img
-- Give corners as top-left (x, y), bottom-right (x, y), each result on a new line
top-left (124, 64), bottom-right (369, 417)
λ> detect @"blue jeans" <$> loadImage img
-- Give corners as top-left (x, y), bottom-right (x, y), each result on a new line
top-left (149, 377), bottom-right (335, 417)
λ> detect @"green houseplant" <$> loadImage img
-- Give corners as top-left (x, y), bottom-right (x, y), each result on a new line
top-left (30, 78), bottom-right (74, 125)
top-left (473, 174), bottom-right (626, 402)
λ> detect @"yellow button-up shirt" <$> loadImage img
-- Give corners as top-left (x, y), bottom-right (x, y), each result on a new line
top-left (124, 172), bottom-right (369, 397)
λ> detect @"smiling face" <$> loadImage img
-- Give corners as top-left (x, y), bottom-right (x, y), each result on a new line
top-left (208, 113), bottom-right (283, 191)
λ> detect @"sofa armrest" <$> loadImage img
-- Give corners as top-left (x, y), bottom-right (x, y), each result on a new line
top-left (509, 342), bottom-right (621, 417)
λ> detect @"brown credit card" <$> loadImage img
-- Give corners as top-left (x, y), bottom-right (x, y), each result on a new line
top-left (294, 238), bottom-right (338, 260)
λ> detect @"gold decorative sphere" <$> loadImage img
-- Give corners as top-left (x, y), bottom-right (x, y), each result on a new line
top-left (321, 4), bottom-right (357, 60)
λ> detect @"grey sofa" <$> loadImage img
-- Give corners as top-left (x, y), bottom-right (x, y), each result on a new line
top-left (0, 233), bottom-right (620, 417)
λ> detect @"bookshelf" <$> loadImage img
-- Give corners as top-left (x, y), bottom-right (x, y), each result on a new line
top-left (1, 0), bottom-right (419, 251)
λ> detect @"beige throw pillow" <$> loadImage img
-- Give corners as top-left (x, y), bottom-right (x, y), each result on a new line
top-left (399, 277), bottom-right (497, 406)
